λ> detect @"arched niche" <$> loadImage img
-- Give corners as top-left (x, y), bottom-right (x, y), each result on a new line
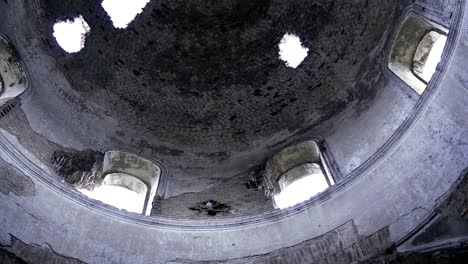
top-left (388, 13), bottom-right (448, 95)
top-left (0, 35), bottom-right (28, 105)
top-left (264, 140), bottom-right (338, 209)
top-left (102, 150), bottom-right (161, 215)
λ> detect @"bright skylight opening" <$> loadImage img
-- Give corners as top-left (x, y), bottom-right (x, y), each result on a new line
top-left (53, 16), bottom-right (90, 53)
top-left (102, 0), bottom-right (151, 28)
top-left (421, 35), bottom-right (447, 82)
top-left (80, 185), bottom-right (145, 214)
top-left (279, 34), bottom-right (309, 68)
top-left (274, 172), bottom-right (329, 209)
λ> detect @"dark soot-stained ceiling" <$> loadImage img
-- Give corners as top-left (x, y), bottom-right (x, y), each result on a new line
top-left (29, 0), bottom-right (398, 168)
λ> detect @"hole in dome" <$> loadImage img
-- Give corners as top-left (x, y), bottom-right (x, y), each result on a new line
top-left (278, 33), bottom-right (309, 68)
top-left (53, 16), bottom-right (90, 53)
top-left (102, 0), bottom-right (151, 28)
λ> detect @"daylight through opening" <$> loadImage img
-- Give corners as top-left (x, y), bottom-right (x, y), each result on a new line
top-left (274, 169), bottom-right (330, 209)
top-left (102, 0), bottom-right (151, 28)
top-left (278, 34), bottom-right (309, 68)
top-left (53, 16), bottom-right (90, 53)
top-left (421, 35), bottom-right (447, 82)
top-left (79, 180), bottom-right (147, 214)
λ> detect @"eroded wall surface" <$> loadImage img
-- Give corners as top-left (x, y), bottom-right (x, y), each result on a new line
top-left (0, 0), bottom-right (467, 263)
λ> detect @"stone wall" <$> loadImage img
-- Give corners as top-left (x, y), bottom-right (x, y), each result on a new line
top-left (160, 170), bottom-right (468, 264)
top-left (0, 0), bottom-right (406, 182)
top-left (171, 221), bottom-right (392, 264)
top-left (0, 248), bottom-right (26, 264)
top-left (437, 169), bottom-right (468, 220)
top-left (0, 235), bottom-right (85, 264)
top-left (0, 0), bottom-right (466, 263)
top-left (159, 167), bottom-right (273, 218)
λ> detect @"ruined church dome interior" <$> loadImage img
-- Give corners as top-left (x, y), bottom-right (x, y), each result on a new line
top-left (0, 0), bottom-right (467, 263)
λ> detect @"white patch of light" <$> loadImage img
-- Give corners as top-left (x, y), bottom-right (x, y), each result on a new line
top-left (274, 173), bottom-right (329, 209)
top-left (422, 35), bottom-right (447, 82)
top-left (80, 185), bottom-right (145, 214)
top-left (53, 16), bottom-right (90, 53)
top-left (102, 0), bottom-right (151, 28)
top-left (279, 34), bottom-right (309, 68)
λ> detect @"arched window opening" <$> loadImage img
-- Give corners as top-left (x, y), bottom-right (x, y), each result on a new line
top-left (263, 140), bottom-right (339, 209)
top-left (274, 163), bottom-right (332, 209)
top-left (389, 13), bottom-right (448, 95)
top-left (0, 35), bottom-right (28, 107)
top-left (76, 151), bottom-right (160, 215)
top-left (413, 32), bottom-right (447, 83)
top-left (79, 173), bottom-right (148, 214)
top-left (278, 33), bottom-right (309, 68)
top-left (53, 16), bottom-right (90, 53)
top-left (101, 0), bottom-right (151, 29)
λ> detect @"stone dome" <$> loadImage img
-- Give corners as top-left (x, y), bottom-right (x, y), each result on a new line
top-left (0, 0), bottom-right (467, 263)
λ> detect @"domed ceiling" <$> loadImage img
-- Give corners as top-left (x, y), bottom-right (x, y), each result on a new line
top-left (6, 0), bottom-right (399, 176)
